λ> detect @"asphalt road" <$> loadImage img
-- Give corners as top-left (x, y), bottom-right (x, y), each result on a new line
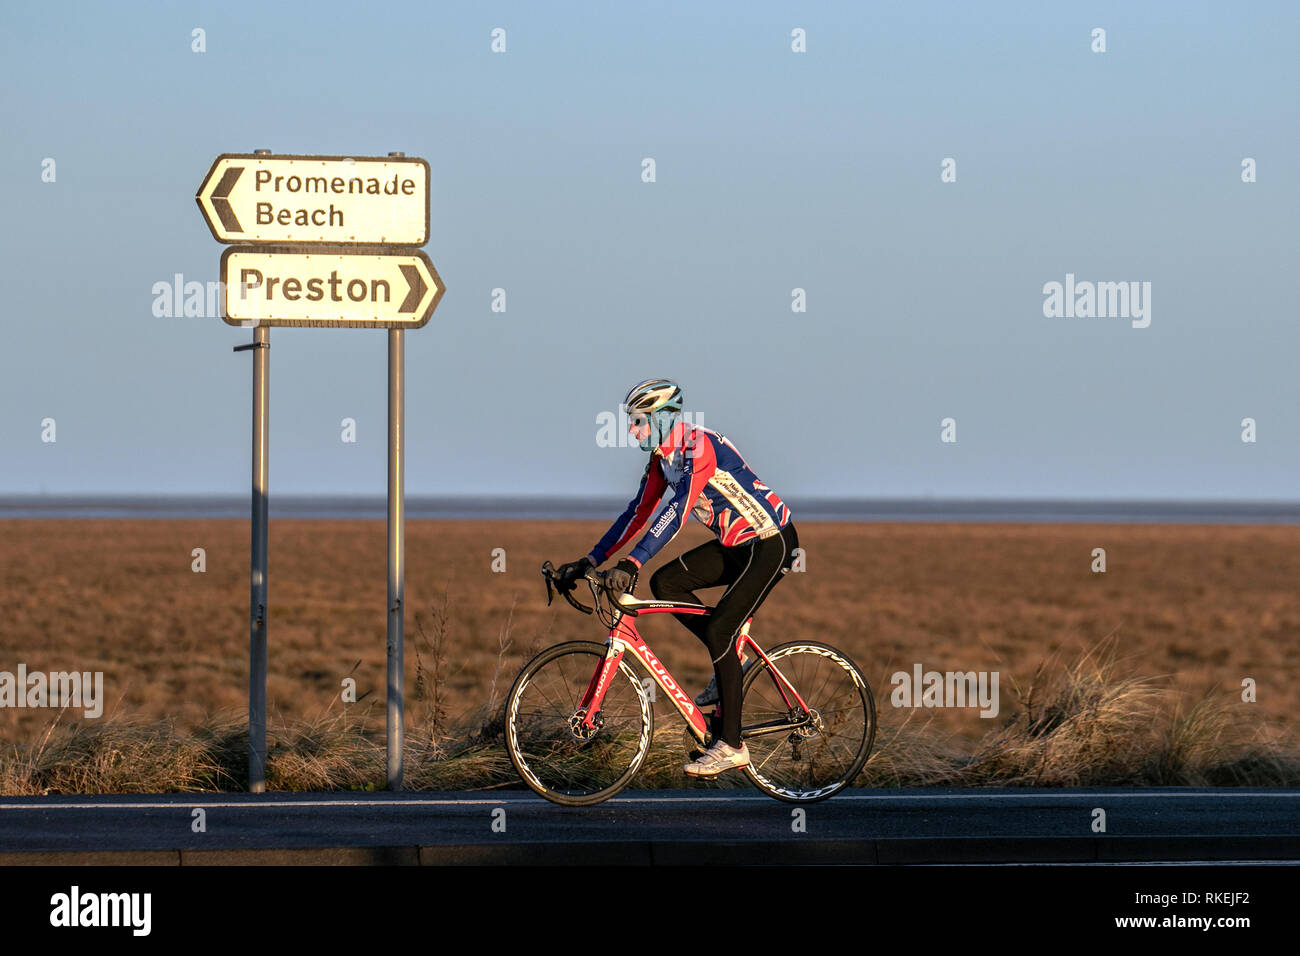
top-left (1, 788), bottom-right (1296, 865)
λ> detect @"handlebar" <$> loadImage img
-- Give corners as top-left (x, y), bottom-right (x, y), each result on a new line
top-left (541, 561), bottom-right (638, 622)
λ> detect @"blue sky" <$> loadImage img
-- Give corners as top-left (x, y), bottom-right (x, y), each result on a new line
top-left (2, 1), bottom-right (1297, 499)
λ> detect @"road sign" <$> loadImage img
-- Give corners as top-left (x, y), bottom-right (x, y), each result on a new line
top-left (202, 150), bottom-right (441, 792)
top-left (221, 246), bottom-right (444, 328)
top-left (196, 154), bottom-right (430, 245)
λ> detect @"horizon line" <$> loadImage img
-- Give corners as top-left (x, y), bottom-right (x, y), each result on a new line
top-left (3, 493), bottom-right (1300, 524)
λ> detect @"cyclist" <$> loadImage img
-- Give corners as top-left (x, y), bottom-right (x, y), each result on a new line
top-left (556, 378), bottom-right (799, 777)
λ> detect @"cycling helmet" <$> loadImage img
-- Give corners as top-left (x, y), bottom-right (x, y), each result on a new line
top-left (623, 378), bottom-right (683, 452)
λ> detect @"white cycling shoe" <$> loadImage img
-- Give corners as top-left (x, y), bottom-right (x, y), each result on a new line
top-left (683, 740), bottom-right (750, 777)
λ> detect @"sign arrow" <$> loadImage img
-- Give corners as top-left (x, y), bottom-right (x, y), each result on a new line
top-left (220, 246), bottom-right (444, 329)
top-left (196, 154), bottom-right (430, 245)
top-left (211, 166), bottom-right (244, 233)
top-left (398, 264), bottom-right (426, 312)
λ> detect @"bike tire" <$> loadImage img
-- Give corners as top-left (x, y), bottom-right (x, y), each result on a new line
top-left (740, 641), bottom-right (875, 803)
top-left (505, 641), bottom-right (654, 807)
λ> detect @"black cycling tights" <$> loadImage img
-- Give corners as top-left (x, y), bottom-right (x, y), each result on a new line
top-left (649, 522), bottom-right (799, 748)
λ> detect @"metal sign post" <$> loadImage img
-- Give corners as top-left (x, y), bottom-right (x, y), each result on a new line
top-left (249, 323), bottom-right (269, 792)
top-left (387, 327), bottom-right (405, 789)
top-left (197, 148), bottom-right (444, 793)
top-left (232, 324), bottom-right (270, 792)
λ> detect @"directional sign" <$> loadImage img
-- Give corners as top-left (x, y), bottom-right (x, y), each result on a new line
top-left (197, 154), bottom-right (429, 245)
top-left (220, 246), bottom-right (444, 328)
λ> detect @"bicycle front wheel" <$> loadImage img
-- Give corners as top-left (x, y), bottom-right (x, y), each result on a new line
top-left (740, 641), bottom-right (875, 803)
top-left (505, 641), bottom-right (654, 806)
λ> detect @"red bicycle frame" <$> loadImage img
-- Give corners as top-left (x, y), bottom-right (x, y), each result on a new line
top-left (575, 600), bottom-right (812, 743)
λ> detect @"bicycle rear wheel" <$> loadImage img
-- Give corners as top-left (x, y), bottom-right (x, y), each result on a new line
top-left (740, 641), bottom-right (875, 803)
top-left (505, 641), bottom-right (654, 806)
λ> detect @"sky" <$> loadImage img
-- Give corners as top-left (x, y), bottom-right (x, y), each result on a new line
top-left (2, 0), bottom-right (1298, 500)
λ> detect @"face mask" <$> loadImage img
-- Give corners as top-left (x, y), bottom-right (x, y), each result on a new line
top-left (643, 408), bottom-right (681, 451)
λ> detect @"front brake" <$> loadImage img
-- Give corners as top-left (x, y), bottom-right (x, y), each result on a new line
top-left (542, 563), bottom-right (556, 606)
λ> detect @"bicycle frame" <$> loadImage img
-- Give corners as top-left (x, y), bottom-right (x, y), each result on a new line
top-left (577, 601), bottom-right (813, 745)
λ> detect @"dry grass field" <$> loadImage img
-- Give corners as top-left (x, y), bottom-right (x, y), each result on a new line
top-left (2, 518), bottom-right (1297, 791)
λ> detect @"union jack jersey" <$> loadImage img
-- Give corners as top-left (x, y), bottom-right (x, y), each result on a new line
top-left (588, 420), bottom-right (793, 568)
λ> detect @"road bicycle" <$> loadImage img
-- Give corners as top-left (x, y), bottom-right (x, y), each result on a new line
top-left (503, 560), bottom-right (876, 806)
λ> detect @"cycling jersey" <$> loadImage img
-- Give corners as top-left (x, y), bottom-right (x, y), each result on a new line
top-left (588, 420), bottom-right (792, 568)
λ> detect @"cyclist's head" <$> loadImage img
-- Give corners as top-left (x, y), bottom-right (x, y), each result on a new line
top-left (623, 378), bottom-right (682, 452)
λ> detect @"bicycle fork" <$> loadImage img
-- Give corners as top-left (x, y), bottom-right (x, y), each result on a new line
top-left (575, 640), bottom-right (627, 735)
